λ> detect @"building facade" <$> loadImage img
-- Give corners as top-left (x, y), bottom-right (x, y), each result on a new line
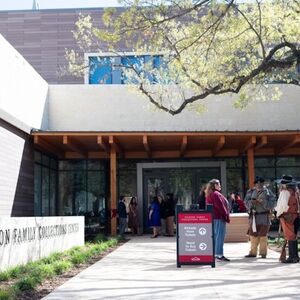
top-left (1, 8), bottom-right (300, 236)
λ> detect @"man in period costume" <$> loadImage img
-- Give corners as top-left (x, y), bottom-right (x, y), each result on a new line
top-left (244, 176), bottom-right (276, 258)
top-left (275, 175), bottom-right (300, 263)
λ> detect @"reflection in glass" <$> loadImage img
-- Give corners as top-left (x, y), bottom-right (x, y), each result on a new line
top-left (42, 167), bottom-right (49, 215)
top-left (169, 169), bottom-right (193, 209)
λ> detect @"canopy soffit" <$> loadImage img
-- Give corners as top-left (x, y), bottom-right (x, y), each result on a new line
top-left (32, 132), bottom-right (300, 159)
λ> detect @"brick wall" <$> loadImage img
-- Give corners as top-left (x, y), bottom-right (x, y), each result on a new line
top-left (0, 118), bottom-right (34, 216)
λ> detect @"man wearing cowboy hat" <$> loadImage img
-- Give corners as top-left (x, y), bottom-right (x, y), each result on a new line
top-left (274, 175), bottom-right (300, 263)
top-left (244, 176), bottom-right (276, 258)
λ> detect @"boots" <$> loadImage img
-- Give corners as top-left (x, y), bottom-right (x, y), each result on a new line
top-left (283, 240), bottom-right (298, 263)
top-left (295, 239), bottom-right (299, 263)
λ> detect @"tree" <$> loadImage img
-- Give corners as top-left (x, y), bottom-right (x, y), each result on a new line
top-left (66, 0), bottom-right (300, 115)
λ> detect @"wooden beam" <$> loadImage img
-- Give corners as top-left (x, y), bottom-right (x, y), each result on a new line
top-left (240, 136), bottom-right (256, 154)
top-left (212, 136), bottom-right (225, 156)
top-left (180, 136), bottom-right (188, 157)
top-left (109, 136), bottom-right (123, 156)
top-left (254, 136), bottom-right (267, 151)
top-left (63, 136), bottom-right (87, 157)
top-left (110, 147), bottom-right (117, 236)
top-left (247, 147), bottom-right (255, 189)
top-left (34, 136), bottom-right (64, 158)
top-left (97, 135), bottom-right (109, 153)
top-left (276, 135), bottom-right (300, 155)
top-left (143, 135), bottom-right (151, 158)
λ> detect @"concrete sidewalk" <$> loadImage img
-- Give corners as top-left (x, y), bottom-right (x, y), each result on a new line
top-left (44, 236), bottom-right (300, 300)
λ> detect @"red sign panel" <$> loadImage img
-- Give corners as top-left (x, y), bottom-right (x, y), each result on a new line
top-left (179, 255), bottom-right (214, 263)
top-left (178, 213), bottom-right (212, 224)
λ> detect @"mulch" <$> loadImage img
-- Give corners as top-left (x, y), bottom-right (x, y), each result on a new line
top-left (0, 240), bottom-right (128, 300)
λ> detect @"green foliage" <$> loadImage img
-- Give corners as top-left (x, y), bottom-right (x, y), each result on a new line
top-left (66, 0), bottom-right (300, 115)
top-left (40, 252), bottom-right (64, 264)
top-left (7, 266), bottom-right (23, 279)
top-left (52, 261), bottom-right (73, 275)
top-left (93, 233), bottom-right (108, 243)
top-left (70, 251), bottom-right (89, 265)
top-left (0, 289), bottom-right (10, 300)
top-left (0, 271), bottom-right (9, 282)
top-left (1, 238), bottom-right (120, 299)
top-left (15, 276), bottom-right (39, 292)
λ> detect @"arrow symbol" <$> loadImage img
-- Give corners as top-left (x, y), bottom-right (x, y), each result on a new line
top-left (199, 227), bottom-right (206, 235)
top-left (199, 243), bottom-right (207, 250)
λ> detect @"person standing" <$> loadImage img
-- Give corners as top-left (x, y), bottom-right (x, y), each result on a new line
top-left (148, 196), bottom-right (161, 238)
top-left (244, 176), bottom-right (276, 258)
top-left (275, 175), bottom-right (300, 263)
top-left (158, 194), bottom-right (167, 236)
top-left (196, 185), bottom-right (207, 210)
top-left (128, 196), bottom-right (139, 236)
top-left (165, 193), bottom-right (175, 237)
top-left (205, 179), bottom-right (230, 262)
top-left (117, 196), bottom-right (127, 238)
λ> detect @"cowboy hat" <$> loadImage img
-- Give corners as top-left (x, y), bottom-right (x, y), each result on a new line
top-left (254, 176), bottom-right (265, 184)
top-left (275, 175), bottom-right (300, 186)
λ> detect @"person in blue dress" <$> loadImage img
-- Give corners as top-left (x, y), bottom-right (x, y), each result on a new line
top-left (148, 196), bottom-right (161, 238)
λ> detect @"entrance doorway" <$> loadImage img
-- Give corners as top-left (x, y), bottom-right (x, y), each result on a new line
top-left (138, 161), bottom-right (226, 233)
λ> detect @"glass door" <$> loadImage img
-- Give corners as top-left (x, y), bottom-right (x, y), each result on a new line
top-left (143, 171), bottom-right (168, 233)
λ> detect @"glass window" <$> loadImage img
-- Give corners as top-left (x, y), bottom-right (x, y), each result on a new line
top-left (224, 158), bottom-right (243, 168)
top-left (255, 157), bottom-right (275, 167)
top-left (89, 57), bottom-right (112, 84)
top-left (34, 151), bottom-right (57, 216)
top-left (42, 167), bottom-right (50, 216)
top-left (34, 164), bottom-right (42, 216)
top-left (87, 160), bottom-right (102, 170)
top-left (119, 169), bottom-right (137, 196)
top-left (276, 157), bottom-right (300, 167)
top-left (42, 154), bottom-right (50, 167)
top-left (34, 151), bottom-right (41, 164)
top-left (168, 169), bottom-right (193, 210)
top-left (226, 168), bottom-right (244, 198)
top-left (49, 170), bottom-right (56, 215)
top-left (88, 54), bottom-right (162, 85)
top-left (276, 167), bottom-right (300, 180)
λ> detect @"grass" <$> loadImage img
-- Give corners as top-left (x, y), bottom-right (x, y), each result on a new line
top-left (0, 235), bottom-right (120, 300)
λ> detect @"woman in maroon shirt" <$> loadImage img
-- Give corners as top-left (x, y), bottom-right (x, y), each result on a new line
top-left (206, 179), bottom-right (230, 262)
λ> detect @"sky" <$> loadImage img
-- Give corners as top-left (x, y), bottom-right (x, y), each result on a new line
top-left (0, 0), bottom-right (123, 11)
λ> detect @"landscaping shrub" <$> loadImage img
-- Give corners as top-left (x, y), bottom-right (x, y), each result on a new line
top-left (93, 233), bottom-right (108, 243)
top-left (0, 272), bottom-right (9, 282)
top-left (15, 276), bottom-right (39, 292)
top-left (70, 251), bottom-right (89, 265)
top-left (52, 261), bottom-right (73, 275)
top-left (0, 289), bottom-right (9, 300)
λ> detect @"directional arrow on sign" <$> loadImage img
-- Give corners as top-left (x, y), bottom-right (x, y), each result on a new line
top-left (199, 227), bottom-right (206, 235)
top-left (199, 243), bottom-right (207, 251)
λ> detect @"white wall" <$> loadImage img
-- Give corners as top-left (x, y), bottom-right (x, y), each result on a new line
top-left (47, 84), bottom-right (300, 132)
top-left (0, 217), bottom-right (84, 271)
top-left (0, 34), bottom-right (48, 130)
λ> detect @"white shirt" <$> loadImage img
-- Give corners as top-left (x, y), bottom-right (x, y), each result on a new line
top-left (274, 189), bottom-right (290, 217)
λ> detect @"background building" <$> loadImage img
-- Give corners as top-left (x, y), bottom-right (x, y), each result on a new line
top-left (1, 7), bottom-right (300, 235)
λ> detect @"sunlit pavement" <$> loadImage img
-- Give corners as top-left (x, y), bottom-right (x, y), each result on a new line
top-left (44, 236), bottom-right (300, 300)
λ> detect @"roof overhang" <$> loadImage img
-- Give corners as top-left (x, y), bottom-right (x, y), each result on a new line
top-left (31, 131), bottom-right (300, 159)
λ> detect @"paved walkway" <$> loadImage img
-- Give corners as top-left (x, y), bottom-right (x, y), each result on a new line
top-left (44, 236), bottom-right (300, 300)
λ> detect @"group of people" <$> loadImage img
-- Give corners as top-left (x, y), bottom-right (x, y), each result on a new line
top-left (209, 175), bottom-right (300, 263)
top-left (118, 174), bottom-right (300, 264)
top-left (117, 196), bottom-right (140, 237)
top-left (148, 193), bottom-right (175, 238)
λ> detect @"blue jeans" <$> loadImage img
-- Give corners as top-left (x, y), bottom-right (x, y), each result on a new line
top-left (119, 218), bottom-right (127, 236)
top-left (214, 219), bottom-right (226, 257)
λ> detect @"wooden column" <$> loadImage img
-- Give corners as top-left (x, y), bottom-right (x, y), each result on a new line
top-left (110, 146), bottom-right (117, 236)
top-left (247, 147), bottom-right (255, 189)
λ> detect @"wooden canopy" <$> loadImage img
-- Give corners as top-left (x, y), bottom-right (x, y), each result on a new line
top-left (32, 131), bottom-right (300, 235)
top-left (32, 131), bottom-right (300, 159)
